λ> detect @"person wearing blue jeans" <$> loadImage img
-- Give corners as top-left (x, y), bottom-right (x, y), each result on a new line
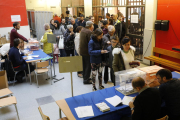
top-left (59, 49), bottom-right (66, 57)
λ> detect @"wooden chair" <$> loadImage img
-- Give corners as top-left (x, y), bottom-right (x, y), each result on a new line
top-left (35, 61), bottom-right (51, 88)
top-left (144, 47), bottom-right (180, 71)
top-left (38, 106), bottom-right (68, 120)
top-left (156, 115), bottom-right (168, 120)
top-left (0, 96), bottom-right (20, 120)
top-left (0, 88), bottom-right (13, 99)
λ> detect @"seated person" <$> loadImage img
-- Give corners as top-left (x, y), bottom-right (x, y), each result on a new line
top-left (122, 77), bottom-right (161, 120)
top-left (156, 69), bottom-right (180, 120)
top-left (8, 38), bottom-right (34, 82)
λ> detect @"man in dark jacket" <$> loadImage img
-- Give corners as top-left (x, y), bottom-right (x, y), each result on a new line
top-left (89, 16), bottom-right (98, 31)
top-left (113, 15), bottom-right (122, 43)
top-left (156, 69), bottom-right (180, 120)
top-left (102, 25), bottom-right (115, 84)
top-left (77, 14), bottom-right (86, 27)
top-left (9, 39), bottom-right (34, 82)
top-left (79, 21), bottom-right (94, 84)
top-left (70, 18), bottom-right (78, 33)
top-left (123, 77), bottom-right (161, 120)
top-left (10, 22), bottom-right (29, 47)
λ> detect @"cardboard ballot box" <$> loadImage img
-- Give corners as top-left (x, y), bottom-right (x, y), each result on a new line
top-left (138, 65), bottom-right (163, 85)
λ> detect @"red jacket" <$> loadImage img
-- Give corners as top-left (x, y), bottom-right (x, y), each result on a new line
top-left (10, 28), bottom-right (28, 47)
top-left (53, 16), bottom-right (61, 23)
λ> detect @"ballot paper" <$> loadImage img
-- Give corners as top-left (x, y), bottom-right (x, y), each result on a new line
top-left (75, 106), bottom-right (94, 118)
top-left (96, 102), bottom-right (110, 112)
top-left (30, 55), bottom-right (39, 58)
top-left (105, 95), bottom-right (122, 107)
top-left (27, 56), bottom-right (33, 60)
top-left (122, 96), bottom-right (134, 106)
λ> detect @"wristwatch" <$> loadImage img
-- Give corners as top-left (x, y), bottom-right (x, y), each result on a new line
top-left (131, 107), bottom-right (134, 111)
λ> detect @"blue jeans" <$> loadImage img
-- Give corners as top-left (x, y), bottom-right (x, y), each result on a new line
top-left (59, 49), bottom-right (67, 57)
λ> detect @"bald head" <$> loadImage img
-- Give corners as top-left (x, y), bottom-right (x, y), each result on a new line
top-left (71, 18), bottom-right (75, 25)
top-left (132, 77), bottom-right (145, 89)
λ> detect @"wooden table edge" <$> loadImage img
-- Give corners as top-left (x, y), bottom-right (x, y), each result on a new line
top-left (56, 99), bottom-right (76, 120)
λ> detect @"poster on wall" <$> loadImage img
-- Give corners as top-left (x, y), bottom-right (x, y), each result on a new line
top-left (11, 15), bottom-right (21, 22)
top-left (131, 15), bottom-right (138, 23)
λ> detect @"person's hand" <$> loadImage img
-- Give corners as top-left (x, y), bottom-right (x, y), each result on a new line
top-left (107, 41), bottom-right (111, 45)
top-left (57, 36), bottom-right (60, 39)
top-left (23, 57), bottom-right (27, 60)
top-left (129, 101), bottom-right (134, 109)
top-left (101, 50), bottom-right (108, 54)
top-left (70, 32), bottom-right (74, 35)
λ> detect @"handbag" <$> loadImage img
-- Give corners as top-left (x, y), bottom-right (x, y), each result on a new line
top-left (58, 35), bottom-right (64, 49)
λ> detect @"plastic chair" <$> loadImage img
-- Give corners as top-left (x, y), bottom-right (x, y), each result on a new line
top-left (0, 96), bottom-right (20, 120)
top-left (35, 61), bottom-right (51, 88)
top-left (156, 115), bottom-right (168, 120)
top-left (38, 106), bottom-right (68, 120)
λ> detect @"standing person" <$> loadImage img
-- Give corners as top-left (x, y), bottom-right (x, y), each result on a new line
top-left (50, 19), bottom-right (55, 32)
top-left (88, 28), bottom-right (108, 91)
top-left (122, 77), bottom-right (161, 120)
top-left (112, 37), bottom-right (138, 72)
top-left (61, 13), bottom-right (65, 19)
top-left (40, 23), bottom-right (53, 56)
top-left (53, 13), bottom-right (61, 23)
top-left (77, 14), bottom-right (86, 27)
top-left (113, 14), bottom-right (122, 42)
top-left (79, 21), bottom-right (94, 84)
top-left (73, 15), bottom-right (78, 24)
top-left (117, 10), bottom-right (124, 18)
top-left (10, 22), bottom-right (29, 48)
top-left (108, 18), bottom-right (114, 25)
top-left (102, 20), bottom-right (109, 35)
top-left (64, 25), bottom-right (75, 56)
top-left (102, 25), bottom-right (115, 84)
top-left (74, 26), bottom-right (83, 78)
top-left (106, 13), bottom-right (110, 20)
top-left (156, 69), bottom-right (180, 120)
top-left (98, 16), bottom-right (103, 28)
top-left (89, 16), bottom-right (98, 31)
top-left (70, 18), bottom-right (78, 33)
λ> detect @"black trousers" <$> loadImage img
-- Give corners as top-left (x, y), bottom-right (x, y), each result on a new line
top-left (82, 55), bottom-right (91, 81)
top-left (104, 66), bottom-right (115, 85)
top-left (65, 49), bottom-right (74, 56)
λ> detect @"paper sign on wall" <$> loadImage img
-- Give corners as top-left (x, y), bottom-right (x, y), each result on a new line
top-left (11, 15), bottom-right (21, 22)
top-left (131, 15), bottom-right (138, 23)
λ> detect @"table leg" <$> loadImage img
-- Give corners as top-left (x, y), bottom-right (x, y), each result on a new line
top-left (28, 63), bottom-right (32, 85)
top-left (49, 59), bottom-right (53, 85)
top-left (59, 108), bottom-right (62, 118)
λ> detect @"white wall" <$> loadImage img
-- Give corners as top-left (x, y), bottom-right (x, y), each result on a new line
top-left (84, 0), bottom-right (92, 17)
top-left (0, 26), bottom-right (31, 39)
top-left (143, 0), bottom-right (157, 64)
top-left (25, 0), bottom-right (61, 16)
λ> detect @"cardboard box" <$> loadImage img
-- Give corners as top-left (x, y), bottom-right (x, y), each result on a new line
top-left (0, 71), bottom-right (8, 89)
top-left (138, 65), bottom-right (163, 85)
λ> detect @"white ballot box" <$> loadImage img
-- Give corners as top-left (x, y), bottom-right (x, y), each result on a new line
top-left (115, 68), bottom-right (146, 95)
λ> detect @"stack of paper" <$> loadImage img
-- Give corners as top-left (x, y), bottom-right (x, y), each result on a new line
top-left (105, 95), bottom-right (122, 107)
top-left (122, 96), bottom-right (134, 106)
top-left (96, 102), bottom-right (110, 112)
top-left (74, 106), bottom-right (94, 118)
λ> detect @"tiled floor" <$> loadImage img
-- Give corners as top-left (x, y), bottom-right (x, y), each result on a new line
top-left (0, 63), bottom-right (147, 120)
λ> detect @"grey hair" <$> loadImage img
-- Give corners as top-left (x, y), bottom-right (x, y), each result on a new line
top-left (67, 25), bottom-right (73, 29)
top-left (108, 25), bottom-right (115, 32)
top-left (44, 23), bottom-right (50, 30)
top-left (71, 18), bottom-right (75, 21)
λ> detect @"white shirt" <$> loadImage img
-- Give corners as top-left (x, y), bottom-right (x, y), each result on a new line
top-left (74, 33), bottom-right (80, 55)
top-left (121, 50), bottom-right (134, 70)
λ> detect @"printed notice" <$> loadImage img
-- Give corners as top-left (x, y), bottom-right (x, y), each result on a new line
top-left (131, 15), bottom-right (138, 23)
top-left (11, 15), bottom-right (21, 22)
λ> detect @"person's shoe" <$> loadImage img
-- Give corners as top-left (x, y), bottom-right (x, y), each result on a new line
top-left (99, 85), bottom-right (105, 90)
top-left (78, 74), bottom-right (83, 78)
top-left (16, 76), bottom-right (23, 83)
top-left (104, 81), bottom-right (108, 84)
top-left (83, 80), bottom-right (92, 84)
top-left (92, 86), bottom-right (97, 91)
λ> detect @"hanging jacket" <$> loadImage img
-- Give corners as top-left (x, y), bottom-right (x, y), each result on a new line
top-left (64, 29), bottom-right (75, 50)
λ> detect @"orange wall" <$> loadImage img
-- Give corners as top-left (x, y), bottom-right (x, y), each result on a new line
top-left (0, 0), bottom-right (28, 28)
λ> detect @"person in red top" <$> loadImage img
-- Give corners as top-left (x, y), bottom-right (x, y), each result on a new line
top-left (10, 22), bottom-right (29, 48)
top-left (53, 14), bottom-right (61, 23)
